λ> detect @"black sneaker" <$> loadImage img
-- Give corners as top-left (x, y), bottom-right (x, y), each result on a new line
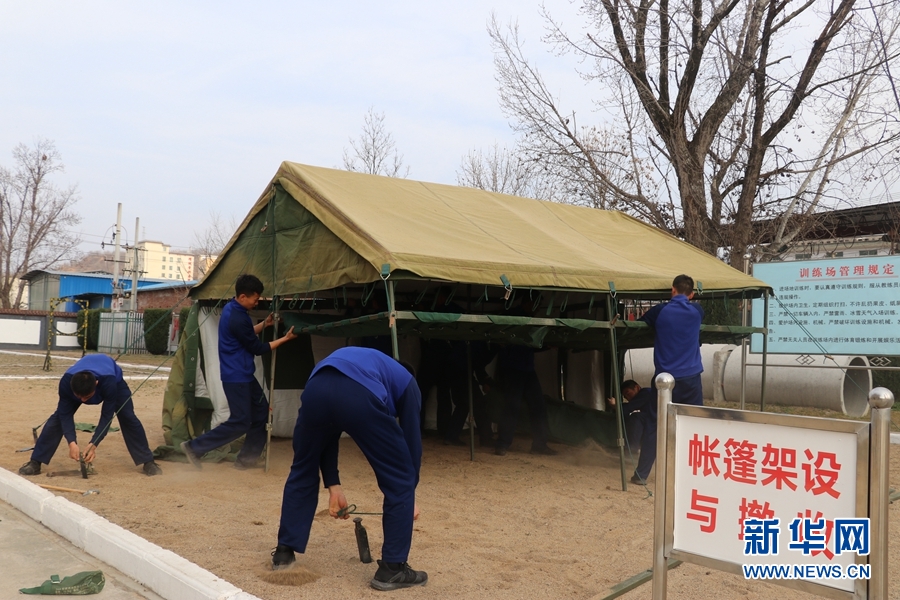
top-left (18, 460), bottom-right (41, 476)
top-left (370, 560), bottom-right (428, 591)
top-left (143, 461), bottom-right (163, 476)
top-left (234, 458), bottom-right (259, 470)
top-left (180, 441), bottom-right (202, 469)
top-left (442, 437), bottom-right (466, 447)
top-left (530, 445), bottom-right (558, 456)
top-left (271, 544), bottom-right (296, 570)
top-left (494, 445), bottom-right (508, 456)
top-left (630, 474), bottom-right (647, 485)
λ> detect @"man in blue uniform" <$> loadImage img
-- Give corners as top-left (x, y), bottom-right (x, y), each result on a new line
top-left (609, 380), bottom-right (658, 485)
top-left (272, 346), bottom-right (426, 591)
top-left (639, 274), bottom-right (705, 405)
top-left (181, 274), bottom-right (297, 469)
top-left (18, 354), bottom-right (162, 476)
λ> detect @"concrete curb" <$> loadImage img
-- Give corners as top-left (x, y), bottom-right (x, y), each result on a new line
top-left (0, 467), bottom-right (262, 600)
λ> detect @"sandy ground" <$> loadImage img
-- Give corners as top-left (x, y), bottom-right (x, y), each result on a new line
top-left (1, 351), bottom-right (898, 600)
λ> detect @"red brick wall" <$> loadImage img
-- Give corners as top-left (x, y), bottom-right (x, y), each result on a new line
top-left (137, 288), bottom-right (193, 310)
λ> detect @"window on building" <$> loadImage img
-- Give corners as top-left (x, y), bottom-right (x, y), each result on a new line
top-left (795, 253), bottom-right (812, 260)
top-left (170, 257), bottom-right (174, 262)
top-left (859, 249), bottom-right (878, 256)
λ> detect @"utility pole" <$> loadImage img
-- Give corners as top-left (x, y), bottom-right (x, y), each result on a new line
top-left (112, 203), bottom-right (123, 312)
top-left (130, 217), bottom-right (140, 312)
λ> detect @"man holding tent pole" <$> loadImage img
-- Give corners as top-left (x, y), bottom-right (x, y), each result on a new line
top-left (181, 274), bottom-right (297, 469)
top-left (272, 346), bottom-right (426, 591)
top-left (638, 274), bottom-right (705, 406)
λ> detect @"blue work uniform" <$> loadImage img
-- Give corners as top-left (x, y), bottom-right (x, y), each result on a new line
top-left (640, 294), bottom-right (705, 405)
top-left (277, 347), bottom-right (422, 563)
top-left (31, 354), bottom-right (154, 466)
top-left (621, 387), bottom-right (658, 481)
top-left (185, 298), bottom-right (272, 463)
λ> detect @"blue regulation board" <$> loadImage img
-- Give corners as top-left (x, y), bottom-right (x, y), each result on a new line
top-left (751, 256), bottom-right (900, 355)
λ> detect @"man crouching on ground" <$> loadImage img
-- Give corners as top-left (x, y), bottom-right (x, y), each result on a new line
top-left (19, 353), bottom-right (162, 477)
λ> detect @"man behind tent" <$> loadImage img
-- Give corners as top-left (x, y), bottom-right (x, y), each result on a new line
top-left (181, 274), bottom-right (297, 469)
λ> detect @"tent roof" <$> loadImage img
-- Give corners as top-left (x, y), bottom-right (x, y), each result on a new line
top-left (192, 162), bottom-right (770, 299)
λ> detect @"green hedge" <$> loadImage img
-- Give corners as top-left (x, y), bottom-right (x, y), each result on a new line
top-left (77, 309), bottom-right (110, 350)
top-left (142, 308), bottom-right (172, 355)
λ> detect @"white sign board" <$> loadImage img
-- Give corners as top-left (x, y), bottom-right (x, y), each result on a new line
top-left (669, 409), bottom-right (868, 595)
top-left (751, 256), bottom-right (899, 355)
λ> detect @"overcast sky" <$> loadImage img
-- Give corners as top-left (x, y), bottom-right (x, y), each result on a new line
top-left (0, 1), bottom-right (590, 255)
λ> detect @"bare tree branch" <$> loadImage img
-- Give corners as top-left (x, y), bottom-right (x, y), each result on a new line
top-left (0, 139), bottom-right (81, 308)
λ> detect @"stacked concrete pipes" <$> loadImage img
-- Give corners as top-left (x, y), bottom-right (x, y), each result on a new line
top-left (623, 345), bottom-right (872, 417)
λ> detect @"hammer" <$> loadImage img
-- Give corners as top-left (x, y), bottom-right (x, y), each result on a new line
top-left (39, 484), bottom-right (100, 496)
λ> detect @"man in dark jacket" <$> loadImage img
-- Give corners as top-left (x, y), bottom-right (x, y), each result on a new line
top-left (19, 353), bottom-right (162, 476)
top-left (181, 274), bottom-right (297, 469)
top-left (272, 346), bottom-right (426, 591)
top-left (609, 380), bottom-right (658, 485)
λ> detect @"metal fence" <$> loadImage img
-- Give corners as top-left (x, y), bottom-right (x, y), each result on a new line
top-left (98, 312), bottom-right (147, 355)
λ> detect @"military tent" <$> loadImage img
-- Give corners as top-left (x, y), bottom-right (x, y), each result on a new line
top-left (160, 162), bottom-right (770, 483)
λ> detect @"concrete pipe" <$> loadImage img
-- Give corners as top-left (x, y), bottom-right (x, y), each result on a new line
top-left (622, 345), bottom-right (733, 400)
top-left (722, 352), bottom-right (871, 417)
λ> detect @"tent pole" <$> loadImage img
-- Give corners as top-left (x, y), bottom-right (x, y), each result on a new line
top-left (265, 308), bottom-right (279, 473)
top-left (607, 296), bottom-right (628, 491)
top-left (467, 341), bottom-right (475, 461)
top-left (760, 291), bottom-right (769, 412)
top-left (740, 254), bottom-right (751, 410)
top-left (387, 280), bottom-right (400, 361)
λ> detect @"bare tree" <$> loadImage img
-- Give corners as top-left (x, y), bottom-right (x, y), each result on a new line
top-left (491, 2), bottom-right (900, 265)
top-left (342, 108), bottom-right (410, 178)
top-left (456, 143), bottom-right (559, 200)
top-left (191, 211), bottom-right (236, 276)
top-left (0, 139), bottom-right (81, 308)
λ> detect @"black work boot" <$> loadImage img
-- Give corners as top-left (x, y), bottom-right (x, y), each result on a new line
top-left (271, 544), bottom-right (296, 570)
top-left (143, 461), bottom-right (163, 476)
top-left (370, 560), bottom-right (428, 591)
top-left (18, 460), bottom-right (41, 476)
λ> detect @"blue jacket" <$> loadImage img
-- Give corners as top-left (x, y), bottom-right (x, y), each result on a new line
top-left (622, 387), bottom-right (657, 420)
top-left (218, 298), bottom-right (270, 383)
top-left (58, 354), bottom-right (127, 446)
top-left (639, 294), bottom-right (704, 379)
top-left (310, 347), bottom-right (422, 485)
top-left (311, 347), bottom-right (413, 417)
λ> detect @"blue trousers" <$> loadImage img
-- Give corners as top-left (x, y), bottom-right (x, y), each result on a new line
top-left (187, 379), bottom-right (268, 463)
top-left (277, 369), bottom-right (418, 563)
top-left (652, 372), bottom-right (703, 406)
top-left (497, 370), bottom-right (549, 450)
top-left (32, 381), bottom-right (153, 466)
top-left (626, 411), bottom-right (658, 480)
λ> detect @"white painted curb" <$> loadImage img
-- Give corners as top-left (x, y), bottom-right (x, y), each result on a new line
top-left (0, 467), bottom-right (262, 600)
